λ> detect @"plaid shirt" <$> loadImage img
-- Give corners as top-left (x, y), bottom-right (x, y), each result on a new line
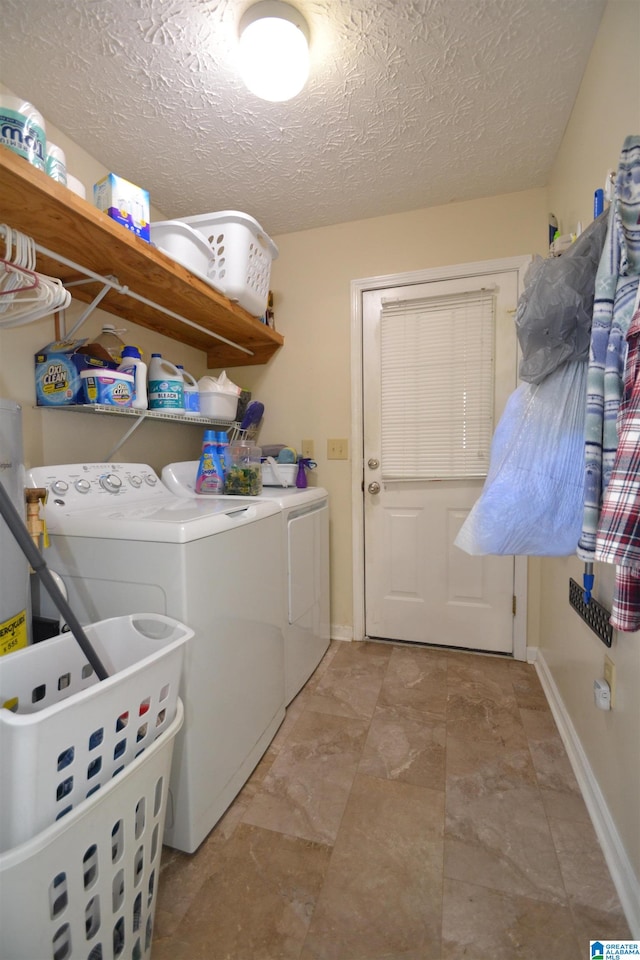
top-left (578, 136), bottom-right (640, 561)
top-left (596, 305), bottom-right (640, 630)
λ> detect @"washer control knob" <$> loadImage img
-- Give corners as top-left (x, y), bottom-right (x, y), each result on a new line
top-left (99, 473), bottom-right (123, 493)
top-left (50, 480), bottom-right (69, 496)
top-left (74, 478), bottom-right (91, 494)
top-left (144, 474), bottom-right (158, 486)
top-left (129, 475), bottom-right (142, 488)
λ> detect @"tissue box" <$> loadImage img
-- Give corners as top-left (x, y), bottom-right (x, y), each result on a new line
top-left (35, 339), bottom-right (115, 406)
top-left (94, 173), bottom-right (150, 242)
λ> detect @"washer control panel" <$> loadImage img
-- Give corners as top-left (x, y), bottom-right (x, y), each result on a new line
top-left (27, 462), bottom-right (164, 510)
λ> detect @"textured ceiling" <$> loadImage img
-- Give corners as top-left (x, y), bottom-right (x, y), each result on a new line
top-left (0, 0), bottom-right (605, 236)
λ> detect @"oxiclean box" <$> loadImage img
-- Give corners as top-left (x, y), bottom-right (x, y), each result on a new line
top-left (35, 339), bottom-right (115, 406)
top-left (94, 172), bottom-right (150, 242)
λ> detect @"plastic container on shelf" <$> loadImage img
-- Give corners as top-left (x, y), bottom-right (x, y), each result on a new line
top-left (0, 95), bottom-right (46, 171)
top-left (148, 353), bottom-right (184, 414)
top-left (0, 613), bottom-right (191, 853)
top-left (224, 440), bottom-right (262, 495)
top-left (93, 323), bottom-right (127, 364)
top-left (177, 365), bottom-right (200, 416)
top-left (198, 390), bottom-right (238, 421)
top-left (118, 345), bottom-right (148, 410)
top-left (81, 368), bottom-right (134, 407)
top-left (0, 700), bottom-right (183, 960)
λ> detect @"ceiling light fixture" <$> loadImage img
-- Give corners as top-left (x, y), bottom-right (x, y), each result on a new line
top-left (238, 1), bottom-right (310, 102)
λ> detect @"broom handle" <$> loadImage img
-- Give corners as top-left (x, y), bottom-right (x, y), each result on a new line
top-left (0, 480), bottom-right (109, 680)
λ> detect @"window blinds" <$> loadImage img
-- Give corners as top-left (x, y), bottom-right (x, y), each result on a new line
top-left (379, 288), bottom-right (496, 480)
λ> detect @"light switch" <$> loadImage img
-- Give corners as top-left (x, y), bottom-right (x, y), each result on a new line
top-left (327, 438), bottom-right (348, 459)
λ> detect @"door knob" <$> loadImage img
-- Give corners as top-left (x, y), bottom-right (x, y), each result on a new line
top-left (368, 481), bottom-right (381, 494)
top-left (367, 458), bottom-right (380, 469)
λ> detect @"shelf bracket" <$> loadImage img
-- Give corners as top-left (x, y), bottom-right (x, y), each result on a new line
top-left (65, 280), bottom-right (115, 338)
top-left (33, 240), bottom-right (254, 357)
top-left (103, 412), bottom-right (149, 461)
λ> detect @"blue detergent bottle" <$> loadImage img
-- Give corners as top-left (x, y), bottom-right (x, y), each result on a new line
top-left (195, 430), bottom-right (224, 494)
top-left (216, 431), bottom-right (230, 474)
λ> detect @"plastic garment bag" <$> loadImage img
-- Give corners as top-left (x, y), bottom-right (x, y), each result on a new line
top-left (455, 360), bottom-right (587, 556)
top-left (515, 213), bottom-right (608, 384)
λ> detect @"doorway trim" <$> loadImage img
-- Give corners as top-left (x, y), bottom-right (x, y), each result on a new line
top-left (350, 256), bottom-right (532, 660)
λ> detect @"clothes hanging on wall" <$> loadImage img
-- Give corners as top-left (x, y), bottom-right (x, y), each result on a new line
top-left (595, 298), bottom-right (640, 630)
top-left (577, 135), bottom-right (640, 566)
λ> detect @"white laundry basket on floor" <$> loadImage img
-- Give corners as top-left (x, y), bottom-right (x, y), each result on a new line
top-left (0, 613), bottom-right (191, 852)
top-left (0, 699), bottom-right (183, 960)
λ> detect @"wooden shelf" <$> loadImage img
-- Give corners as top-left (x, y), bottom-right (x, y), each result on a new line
top-left (0, 148), bottom-right (283, 367)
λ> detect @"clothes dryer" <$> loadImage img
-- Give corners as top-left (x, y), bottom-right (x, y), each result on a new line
top-left (162, 461), bottom-right (330, 704)
top-left (27, 462), bottom-right (285, 853)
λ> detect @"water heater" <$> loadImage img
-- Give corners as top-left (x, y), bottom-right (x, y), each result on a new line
top-left (0, 398), bottom-right (30, 653)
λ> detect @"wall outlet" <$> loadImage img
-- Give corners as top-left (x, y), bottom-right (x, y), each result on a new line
top-left (603, 654), bottom-right (616, 708)
top-left (594, 677), bottom-right (611, 710)
top-left (327, 438), bottom-right (348, 460)
top-left (301, 439), bottom-right (314, 459)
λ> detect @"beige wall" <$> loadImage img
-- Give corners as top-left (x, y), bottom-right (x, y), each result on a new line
top-left (542, 0), bottom-right (640, 891)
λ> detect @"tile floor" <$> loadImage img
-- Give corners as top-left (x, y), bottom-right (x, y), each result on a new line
top-left (152, 640), bottom-right (631, 960)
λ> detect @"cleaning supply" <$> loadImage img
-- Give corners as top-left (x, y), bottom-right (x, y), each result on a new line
top-left (296, 458), bottom-right (308, 489)
top-left (177, 365), bottom-right (200, 417)
top-left (148, 353), bottom-right (184, 414)
top-left (195, 430), bottom-right (225, 493)
top-left (94, 324), bottom-right (127, 364)
top-left (81, 369), bottom-right (134, 406)
top-left (216, 431), bottom-right (230, 471)
top-left (295, 458), bottom-right (317, 489)
top-left (45, 141), bottom-right (67, 184)
top-left (118, 346), bottom-right (148, 410)
top-left (224, 441), bottom-right (262, 495)
top-left (0, 95), bottom-right (46, 170)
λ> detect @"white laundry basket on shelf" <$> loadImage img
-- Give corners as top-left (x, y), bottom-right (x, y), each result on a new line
top-left (151, 211), bottom-right (278, 316)
top-left (0, 699), bottom-right (183, 960)
top-left (0, 613), bottom-right (191, 853)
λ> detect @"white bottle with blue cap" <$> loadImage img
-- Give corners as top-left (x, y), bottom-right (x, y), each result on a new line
top-left (148, 354), bottom-right (184, 414)
top-left (177, 365), bottom-right (200, 417)
top-left (118, 346), bottom-right (148, 410)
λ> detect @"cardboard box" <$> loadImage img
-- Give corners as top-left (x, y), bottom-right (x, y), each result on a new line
top-left (94, 172), bottom-right (150, 242)
top-left (35, 339), bottom-right (115, 406)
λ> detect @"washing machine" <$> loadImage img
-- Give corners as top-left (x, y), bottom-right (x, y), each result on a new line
top-left (27, 462), bottom-right (285, 854)
top-left (162, 461), bottom-right (330, 705)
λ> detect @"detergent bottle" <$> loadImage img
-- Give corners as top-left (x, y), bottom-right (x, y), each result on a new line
top-left (148, 354), bottom-right (185, 414)
top-left (195, 430), bottom-right (225, 494)
top-left (118, 346), bottom-right (148, 410)
top-left (177, 365), bottom-right (200, 417)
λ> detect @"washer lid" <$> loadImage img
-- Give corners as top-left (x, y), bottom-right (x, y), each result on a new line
top-left (41, 490), bottom-right (281, 541)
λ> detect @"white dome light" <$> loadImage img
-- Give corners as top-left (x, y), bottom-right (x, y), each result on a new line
top-left (238, 1), bottom-right (310, 102)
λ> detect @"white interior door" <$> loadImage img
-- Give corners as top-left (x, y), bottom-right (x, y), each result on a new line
top-left (362, 268), bottom-right (520, 653)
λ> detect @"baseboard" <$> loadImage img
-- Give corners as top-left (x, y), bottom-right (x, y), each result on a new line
top-left (534, 648), bottom-right (640, 937)
top-left (330, 624), bottom-right (354, 642)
